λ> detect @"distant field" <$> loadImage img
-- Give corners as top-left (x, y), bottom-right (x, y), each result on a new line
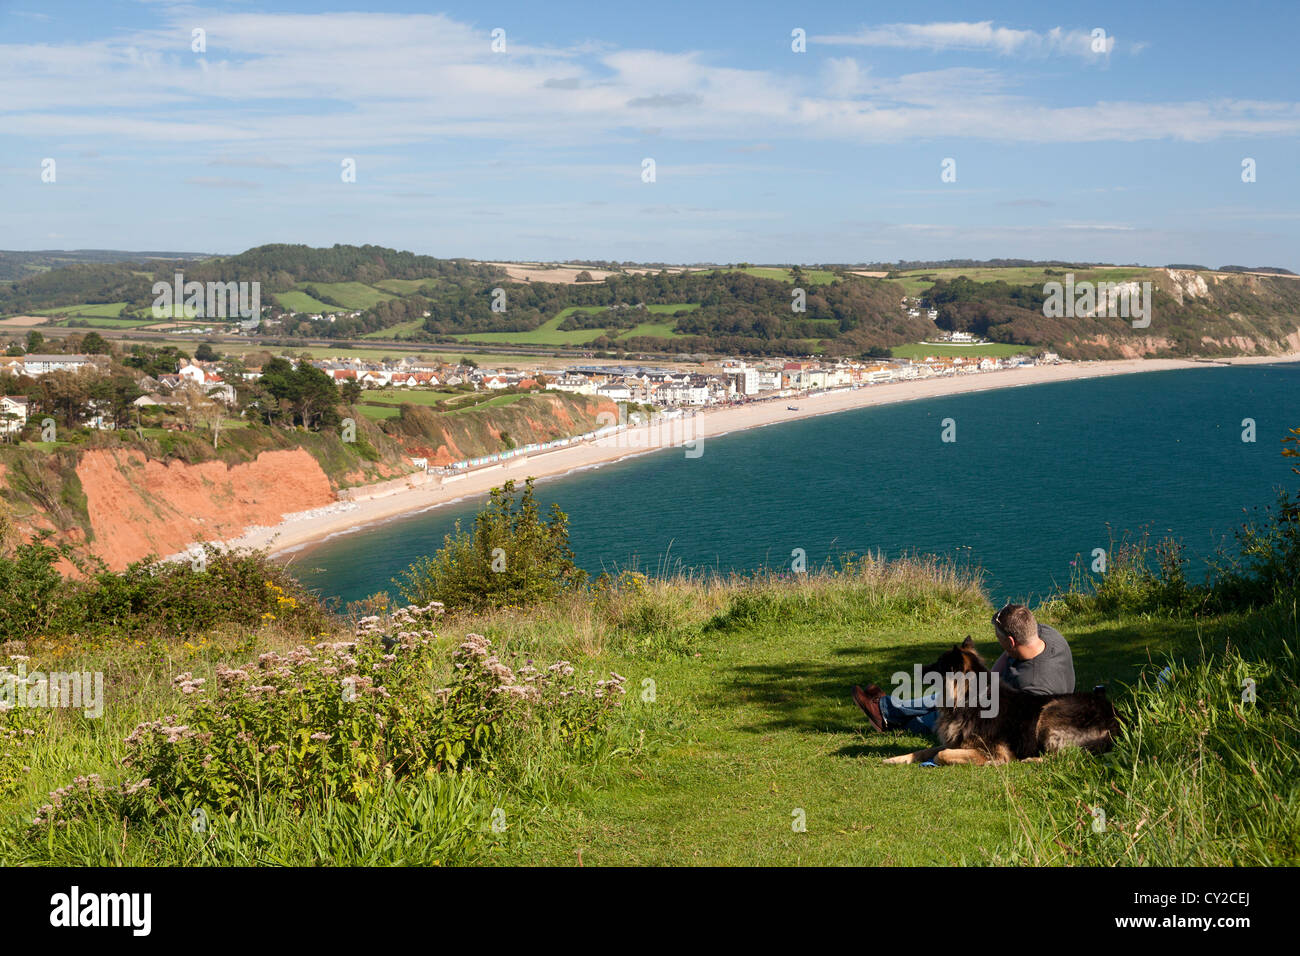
top-left (484, 262), bottom-right (616, 284)
top-left (891, 341), bottom-right (1035, 358)
top-left (373, 278), bottom-right (437, 295)
top-left (361, 317), bottom-right (426, 340)
top-left (448, 316), bottom-right (603, 347)
top-left (305, 282), bottom-right (398, 311)
top-left (356, 404), bottom-right (401, 421)
top-left (444, 393), bottom-right (526, 414)
top-left (355, 389), bottom-right (523, 421)
top-left (450, 304), bottom-right (697, 346)
top-left (360, 388), bottom-right (463, 407)
top-left (274, 290), bottom-right (348, 314)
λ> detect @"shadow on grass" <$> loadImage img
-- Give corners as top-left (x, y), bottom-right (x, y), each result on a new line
top-left (723, 618), bottom-right (1201, 742)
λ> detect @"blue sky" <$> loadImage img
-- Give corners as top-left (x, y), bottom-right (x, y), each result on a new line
top-left (2, 0), bottom-right (1298, 267)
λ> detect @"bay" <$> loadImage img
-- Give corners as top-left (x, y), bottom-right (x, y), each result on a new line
top-left (288, 364), bottom-right (1300, 607)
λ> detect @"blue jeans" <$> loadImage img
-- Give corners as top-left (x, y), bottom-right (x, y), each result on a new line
top-left (878, 693), bottom-right (939, 736)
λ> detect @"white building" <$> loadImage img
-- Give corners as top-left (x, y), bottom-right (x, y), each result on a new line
top-left (0, 395), bottom-right (29, 434)
top-left (550, 375), bottom-right (596, 396)
top-left (18, 354), bottom-right (97, 376)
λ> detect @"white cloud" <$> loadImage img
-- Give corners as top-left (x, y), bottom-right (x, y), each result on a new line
top-left (0, 10), bottom-right (1292, 159)
top-left (813, 21), bottom-right (1119, 58)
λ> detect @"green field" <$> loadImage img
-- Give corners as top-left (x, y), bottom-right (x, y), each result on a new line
top-left (891, 341), bottom-right (1035, 359)
top-left (273, 290), bottom-right (349, 314)
top-left (373, 278), bottom-right (438, 295)
top-left (359, 388), bottom-right (463, 406)
top-left (305, 282), bottom-right (399, 311)
top-left (355, 389), bottom-right (526, 421)
top-left (361, 318), bottom-right (427, 340)
top-left (449, 304), bottom-right (697, 347)
top-left (356, 387), bottom-right (468, 420)
top-left (356, 404), bottom-right (402, 420)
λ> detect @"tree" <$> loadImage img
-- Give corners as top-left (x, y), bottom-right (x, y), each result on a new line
top-left (81, 332), bottom-right (111, 355)
top-left (35, 370), bottom-right (91, 429)
top-left (340, 379), bottom-right (363, 405)
top-left (26, 330), bottom-right (45, 353)
top-left (294, 362), bottom-right (341, 430)
top-left (88, 372), bottom-right (143, 430)
top-left (195, 343), bottom-right (219, 362)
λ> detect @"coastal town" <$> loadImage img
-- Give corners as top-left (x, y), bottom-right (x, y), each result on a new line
top-left (0, 339), bottom-right (1063, 443)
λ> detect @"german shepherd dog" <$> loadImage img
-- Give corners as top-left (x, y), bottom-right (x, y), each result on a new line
top-left (882, 638), bottom-right (1120, 766)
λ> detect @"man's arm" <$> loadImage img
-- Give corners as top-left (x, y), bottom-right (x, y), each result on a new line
top-left (991, 652), bottom-right (1009, 675)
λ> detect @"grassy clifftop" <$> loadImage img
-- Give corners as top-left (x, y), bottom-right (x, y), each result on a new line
top-left (3, 551), bottom-right (1294, 866)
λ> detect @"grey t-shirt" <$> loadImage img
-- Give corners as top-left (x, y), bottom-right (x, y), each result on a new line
top-left (1002, 624), bottom-right (1075, 695)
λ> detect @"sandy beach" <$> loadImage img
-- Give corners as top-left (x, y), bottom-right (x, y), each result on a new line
top-left (219, 354), bottom-right (1298, 560)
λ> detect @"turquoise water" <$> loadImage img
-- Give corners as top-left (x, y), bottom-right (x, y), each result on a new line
top-left (288, 364), bottom-right (1300, 607)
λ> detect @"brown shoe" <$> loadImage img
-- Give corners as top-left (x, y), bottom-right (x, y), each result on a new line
top-left (852, 684), bottom-right (886, 732)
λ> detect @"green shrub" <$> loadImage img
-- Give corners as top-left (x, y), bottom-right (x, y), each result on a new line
top-left (0, 543), bottom-right (329, 644)
top-left (397, 478), bottom-right (587, 612)
top-left (98, 604), bottom-right (625, 818)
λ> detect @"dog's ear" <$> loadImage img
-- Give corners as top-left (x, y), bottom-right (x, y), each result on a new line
top-left (962, 636), bottom-right (975, 649)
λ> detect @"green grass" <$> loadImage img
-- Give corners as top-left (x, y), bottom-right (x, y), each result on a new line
top-left (305, 281), bottom-right (398, 311)
top-left (361, 318), bottom-right (427, 340)
top-left (355, 387), bottom-right (468, 419)
top-left (273, 290), bottom-right (349, 314)
top-left (5, 547), bottom-right (1293, 866)
top-left (359, 388), bottom-right (463, 407)
top-left (465, 566), bottom-right (1205, 865)
top-left (448, 305), bottom-right (697, 347)
top-left (891, 342), bottom-right (1035, 359)
top-left (448, 315), bottom-right (601, 347)
top-left (373, 278), bottom-right (439, 295)
top-left (357, 404), bottom-right (402, 420)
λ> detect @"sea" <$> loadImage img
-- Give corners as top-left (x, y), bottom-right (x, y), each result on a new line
top-left (286, 363), bottom-right (1300, 608)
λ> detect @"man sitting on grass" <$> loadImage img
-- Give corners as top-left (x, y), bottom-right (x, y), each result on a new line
top-left (852, 603), bottom-right (1076, 734)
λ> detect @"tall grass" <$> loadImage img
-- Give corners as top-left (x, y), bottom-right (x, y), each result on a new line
top-left (436, 552), bottom-right (987, 661)
top-left (998, 596), bottom-right (1300, 865)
